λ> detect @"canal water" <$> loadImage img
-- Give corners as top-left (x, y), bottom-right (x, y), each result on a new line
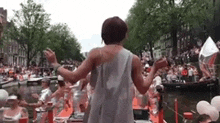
top-left (163, 89), bottom-right (219, 122)
top-left (2, 82), bottom-right (220, 123)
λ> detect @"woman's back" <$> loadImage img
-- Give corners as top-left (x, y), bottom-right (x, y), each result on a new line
top-left (84, 48), bottom-right (134, 123)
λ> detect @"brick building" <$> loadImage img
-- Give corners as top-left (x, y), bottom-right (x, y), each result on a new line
top-left (0, 7), bottom-right (27, 66)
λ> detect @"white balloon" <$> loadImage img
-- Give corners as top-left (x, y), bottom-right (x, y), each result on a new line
top-left (204, 106), bottom-right (219, 121)
top-left (196, 100), bottom-right (211, 114)
top-left (211, 96), bottom-right (220, 111)
top-left (0, 89), bottom-right (9, 108)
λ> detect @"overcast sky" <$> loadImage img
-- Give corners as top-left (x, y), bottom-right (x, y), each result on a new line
top-left (1, 0), bottom-right (136, 52)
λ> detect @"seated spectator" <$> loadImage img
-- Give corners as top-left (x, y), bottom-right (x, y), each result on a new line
top-left (3, 93), bottom-right (29, 123)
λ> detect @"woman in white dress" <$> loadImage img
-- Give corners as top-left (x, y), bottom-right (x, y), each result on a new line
top-left (44, 16), bottom-right (168, 123)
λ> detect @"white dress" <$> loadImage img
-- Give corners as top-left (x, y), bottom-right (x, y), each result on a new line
top-left (83, 48), bottom-right (134, 123)
top-left (3, 108), bottom-right (22, 123)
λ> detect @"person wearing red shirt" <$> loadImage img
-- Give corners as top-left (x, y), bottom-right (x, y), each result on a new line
top-left (181, 67), bottom-right (188, 83)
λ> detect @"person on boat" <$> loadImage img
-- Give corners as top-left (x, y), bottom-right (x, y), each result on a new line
top-left (170, 68), bottom-right (178, 83)
top-left (166, 69), bottom-right (173, 83)
top-left (195, 114), bottom-right (212, 123)
top-left (71, 78), bottom-right (89, 116)
top-left (8, 68), bottom-right (14, 78)
top-left (143, 64), bottom-right (149, 77)
top-left (3, 93), bottom-right (29, 123)
top-left (178, 65), bottom-right (184, 82)
top-left (50, 75), bottom-right (67, 116)
top-left (181, 66), bottom-right (188, 83)
top-left (68, 67), bottom-right (89, 116)
top-left (134, 74), bottom-right (148, 109)
top-left (192, 66), bottom-right (199, 82)
top-left (44, 16), bottom-right (169, 123)
top-left (147, 71), bottom-right (163, 115)
top-left (21, 78), bottom-right (52, 123)
top-left (199, 63), bottom-right (212, 82)
top-left (188, 66), bottom-right (194, 82)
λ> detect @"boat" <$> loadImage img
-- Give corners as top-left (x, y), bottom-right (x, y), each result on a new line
top-left (0, 77), bottom-right (14, 89)
top-left (27, 77), bottom-right (43, 86)
top-left (44, 76), bottom-right (58, 81)
top-left (53, 96), bottom-right (165, 123)
top-left (162, 79), bottom-right (219, 91)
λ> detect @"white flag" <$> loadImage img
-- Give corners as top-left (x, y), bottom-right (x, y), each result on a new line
top-left (199, 36), bottom-right (219, 57)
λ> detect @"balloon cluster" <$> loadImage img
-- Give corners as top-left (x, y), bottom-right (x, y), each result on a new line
top-left (196, 96), bottom-right (220, 121)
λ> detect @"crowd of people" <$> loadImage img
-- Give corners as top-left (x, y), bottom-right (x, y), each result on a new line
top-left (0, 63), bottom-right (216, 122)
top-left (0, 65), bottom-right (54, 82)
top-left (142, 61), bottom-right (202, 83)
top-left (0, 16), bottom-right (218, 123)
top-left (0, 65), bottom-right (90, 122)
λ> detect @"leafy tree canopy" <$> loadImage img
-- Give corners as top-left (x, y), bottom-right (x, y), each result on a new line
top-left (125, 0), bottom-right (214, 56)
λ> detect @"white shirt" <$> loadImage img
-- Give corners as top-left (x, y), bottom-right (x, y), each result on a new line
top-left (37, 88), bottom-right (52, 111)
top-left (188, 68), bottom-right (193, 76)
top-left (154, 76), bottom-right (162, 86)
top-left (166, 74), bottom-right (172, 82)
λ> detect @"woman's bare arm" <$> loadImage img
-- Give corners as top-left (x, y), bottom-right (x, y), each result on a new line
top-left (50, 89), bottom-right (60, 98)
top-left (44, 48), bottom-right (100, 84)
top-left (132, 55), bottom-right (168, 94)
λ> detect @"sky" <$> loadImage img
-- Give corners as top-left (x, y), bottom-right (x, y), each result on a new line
top-left (1, 0), bottom-right (136, 53)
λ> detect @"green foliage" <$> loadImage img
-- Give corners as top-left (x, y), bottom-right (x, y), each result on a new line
top-left (47, 23), bottom-right (84, 62)
top-left (4, 0), bottom-right (50, 67)
top-left (125, 0), bottom-right (214, 56)
top-left (3, 0), bottom-right (84, 66)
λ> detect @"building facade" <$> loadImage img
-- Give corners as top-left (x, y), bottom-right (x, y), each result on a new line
top-left (0, 7), bottom-right (27, 66)
top-left (153, 23), bottom-right (192, 61)
top-left (0, 40), bottom-right (27, 66)
top-left (177, 24), bottom-right (191, 56)
top-left (0, 8), bottom-right (7, 41)
top-left (153, 34), bottom-right (172, 59)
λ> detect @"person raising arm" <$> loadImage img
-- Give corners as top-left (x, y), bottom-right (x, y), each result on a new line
top-left (44, 16), bottom-right (168, 123)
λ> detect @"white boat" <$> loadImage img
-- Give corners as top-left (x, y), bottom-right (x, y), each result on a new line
top-left (27, 77), bottom-right (43, 85)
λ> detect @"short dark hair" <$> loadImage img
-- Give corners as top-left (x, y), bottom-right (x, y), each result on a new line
top-left (101, 16), bottom-right (128, 45)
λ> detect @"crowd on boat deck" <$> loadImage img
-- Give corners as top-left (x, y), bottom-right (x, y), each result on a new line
top-left (0, 61), bottom-right (218, 122)
top-left (0, 65), bottom-right (85, 122)
top-left (0, 65), bottom-right (54, 82)
top-left (140, 59), bottom-right (214, 83)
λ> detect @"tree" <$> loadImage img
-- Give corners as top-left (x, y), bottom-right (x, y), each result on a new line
top-left (4, 0), bottom-right (50, 67)
top-left (125, 0), bottom-right (214, 57)
top-left (47, 23), bottom-right (84, 63)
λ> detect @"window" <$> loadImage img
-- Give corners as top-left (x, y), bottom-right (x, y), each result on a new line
top-left (9, 46), bottom-right (12, 53)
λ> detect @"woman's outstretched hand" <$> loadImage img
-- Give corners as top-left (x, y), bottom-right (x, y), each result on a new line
top-left (44, 48), bottom-right (58, 67)
top-left (153, 57), bottom-right (169, 71)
